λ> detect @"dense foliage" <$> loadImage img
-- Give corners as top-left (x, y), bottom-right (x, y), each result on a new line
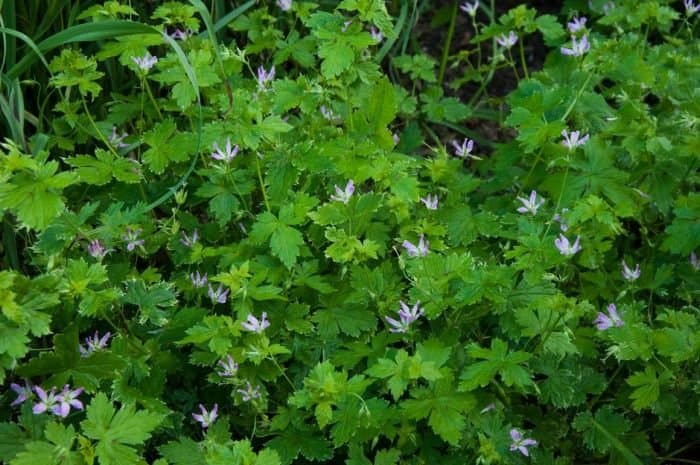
top-left (1, 0), bottom-right (699, 464)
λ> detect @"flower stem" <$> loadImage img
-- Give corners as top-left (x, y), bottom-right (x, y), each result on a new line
top-left (437, 1), bottom-right (458, 85)
top-left (255, 155), bottom-right (271, 212)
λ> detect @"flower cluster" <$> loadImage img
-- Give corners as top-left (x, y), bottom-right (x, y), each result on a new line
top-left (33, 385), bottom-right (84, 418)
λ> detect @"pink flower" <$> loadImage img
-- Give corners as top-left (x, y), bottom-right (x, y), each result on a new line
top-left (594, 303), bottom-right (624, 330)
top-left (10, 381), bottom-right (32, 406)
top-left (241, 312), bottom-right (270, 333)
top-left (510, 428), bottom-right (537, 456)
top-left (554, 234), bottom-right (581, 256)
top-left (561, 129), bottom-right (589, 150)
top-left (385, 300), bottom-right (424, 333)
top-left (192, 404), bottom-right (218, 428)
top-left (330, 180), bottom-right (355, 204)
top-left (402, 234), bottom-right (429, 257)
top-left (211, 138), bottom-right (239, 163)
top-left (496, 31), bottom-right (518, 49)
top-left (516, 190), bottom-right (545, 215)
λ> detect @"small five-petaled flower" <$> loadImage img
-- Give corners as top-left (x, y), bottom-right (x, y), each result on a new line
top-left (88, 239), bottom-right (110, 259)
top-left (241, 312), bottom-right (270, 333)
top-left (420, 194), bottom-right (439, 210)
top-left (561, 129), bottom-right (589, 150)
top-left (452, 138), bottom-right (476, 158)
top-left (132, 52), bottom-right (158, 72)
top-left (208, 284), bottom-right (229, 304)
top-left (123, 227), bottom-right (145, 251)
top-left (237, 381), bottom-right (262, 401)
top-left (516, 190), bottom-right (545, 215)
top-left (190, 271), bottom-right (208, 288)
top-left (277, 0), bottom-right (292, 11)
top-left (330, 180), bottom-right (355, 204)
top-left (385, 300), bottom-right (424, 333)
top-left (561, 35), bottom-right (590, 57)
top-left (594, 303), bottom-right (624, 330)
top-left (510, 428), bottom-right (537, 456)
top-left (192, 403), bottom-right (218, 428)
top-left (555, 234), bottom-right (581, 256)
top-left (217, 354), bottom-right (239, 377)
top-left (460, 1), bottom-right (479, 16)
top-left (211, 138), bottom-right (239, 163)
top-left (567, 16), bottom-right (587, 33)
top-left (621, 260), bottom-right (640, 281)
top-left (180, 229), bottom-right (199, 248)
top-left (79, 331), bottom-right (112, 357)
top-left (257, 65), bottom-right (275, 90)
top-left (109, 127), bottom-right (128, 148)
top-left (402, 234), bottom-right (429, 257)
top-left (496, 31), bottom-right (518, 49)
top-left (370, 26), bottom-right (383, 42)
top-left (685, 0), bottom-right (700, 15)
top-left (10, 381), bottom-right (32, 406)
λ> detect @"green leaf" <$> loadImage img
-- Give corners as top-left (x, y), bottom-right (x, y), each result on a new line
top-left (81, 393), bottom-right (163, 465)
top-left (459, 339), bottom-right (533, 391)
top-left (318, 41), bottom-right (354, 78)
top-left (122, 280), bottom-right (178, 326)
top-left (626, 367), bottom-right (670, 411)
top-left (311, 307), bottom-right (376, 339)
top-left (158, 438), bottom-right (206, 465)
top-left (662, 193), bottom-right (700, 254)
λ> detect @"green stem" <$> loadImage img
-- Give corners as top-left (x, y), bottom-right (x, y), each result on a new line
top-left (255, 155), bottom-right (271, 212)
top-left (437, 1), bottom-right (458, 85)
top-left (143, 77), bottom-right (163, 120)
top-left (518, 38), bottom-right (529, 79)
top-left (80, 95), bottom-right (120, 158)
top-left (269, 356), bottom-right (295, 390)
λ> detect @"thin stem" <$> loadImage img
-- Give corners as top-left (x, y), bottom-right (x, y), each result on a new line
top-left (507, 49), bottom-right (520, 81)
top-left (437, 1), bottom-right (458, 85)
top-left (80, 96), bottom-right (120, 158)
top-left (143, 78), bottom-right (163, 120)
top-left (518, 39), bottom-right (530, 79)
top-left (268, 356), bottom-right (295, 390)
top-left (255, 155), bottom-right (271, 212)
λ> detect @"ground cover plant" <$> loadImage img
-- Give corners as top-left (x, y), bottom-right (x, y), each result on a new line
top-left (1, 0), bottom-right (699, 464)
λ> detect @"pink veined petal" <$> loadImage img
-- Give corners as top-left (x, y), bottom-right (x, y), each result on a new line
top-left (594, 313), bottom-right (612, 330)
top-left (402, 241), bottom-right (418, 255)
top-left (522, 439), bottom-right (538, 446)
top-left (53, 402), bottom-right (70, 418)
top-left (33, 403), bottom-right (47, 414)
top-left (518, 446), bottom-right (530, 456)
top-left (510, 429), bottom-right (522, 441)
